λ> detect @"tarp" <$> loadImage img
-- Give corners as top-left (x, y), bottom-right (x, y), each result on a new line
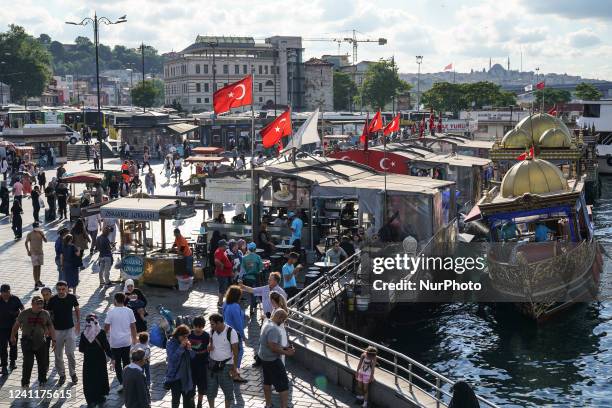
top-left (99, 198), bottom-right (178, 221)
top-left (282, 108), bottom-right (320, 153)
top-left (61, 171), bottom-right (104, 184)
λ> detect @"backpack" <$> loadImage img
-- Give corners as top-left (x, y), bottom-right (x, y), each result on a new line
top-left (210, 325), bottom-right (234, 345)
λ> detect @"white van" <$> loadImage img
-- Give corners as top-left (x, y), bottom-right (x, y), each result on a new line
top-left (23, 123), bottom-right (81, 144)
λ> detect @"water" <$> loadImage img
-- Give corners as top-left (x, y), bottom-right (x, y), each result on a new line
top-left (377, 178), bottom-right (612, 407)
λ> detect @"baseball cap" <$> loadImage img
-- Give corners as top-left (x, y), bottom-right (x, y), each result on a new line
top-left (287, 211), bottom-right (295, 217)
top-left (0, 284), bottom-right (10, 293)
top-left (247, 242), bottom-right (257, 251)
top-left (218, 239), bottom-right (227, 247)
top-left (31, 295), bottom-right (43, 304)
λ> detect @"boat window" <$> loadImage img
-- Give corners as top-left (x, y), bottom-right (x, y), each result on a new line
top-left (583, 104), bottom-right (600, 118)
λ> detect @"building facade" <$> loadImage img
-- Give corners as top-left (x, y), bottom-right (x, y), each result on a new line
top-left (303, 58), bottom-right (333, 111)
top-left (0, 82), bottom-right (11, 105)
top-left (163, 36), bottom-right (305, 113)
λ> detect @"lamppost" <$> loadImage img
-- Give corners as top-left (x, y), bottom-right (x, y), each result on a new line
top-left (126, 63), bottom-right (135, 107)
top-left (66, 13), bottom-right (127, 171)
top-left (416, 55), bottom-right (423, 112)
top-left (204, 40), bottom-right (218, 130)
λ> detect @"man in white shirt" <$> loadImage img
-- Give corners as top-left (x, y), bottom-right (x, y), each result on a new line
top-left (104, 292), bottom-right (137, 391)
top-left (207, 313), bottom-right (239, 408)
top-left (86, 213), bottom-right (100, 254)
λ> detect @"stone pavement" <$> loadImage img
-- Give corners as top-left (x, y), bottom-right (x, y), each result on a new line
top-left (0, 158), bottom-right (355, 407)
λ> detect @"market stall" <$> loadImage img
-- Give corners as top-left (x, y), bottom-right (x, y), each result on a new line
top-left (60, 171), bottom-right (105, 220)
top-left (99, 197), bottom-right (197, 287)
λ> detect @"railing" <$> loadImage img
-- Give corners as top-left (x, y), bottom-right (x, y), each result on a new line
top-left (286, 309), bottom-right (500, 408)
top-left (287, 252), bottom-right (359, 312)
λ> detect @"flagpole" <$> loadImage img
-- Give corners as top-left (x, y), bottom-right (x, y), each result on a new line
top-left (250, 69), bottom-right (257, 242)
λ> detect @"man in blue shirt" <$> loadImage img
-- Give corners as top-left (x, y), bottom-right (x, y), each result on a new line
top-left (281, 252), bottom-right (302, 298)
top-left (288, 211), bottom-right (303, 252)
top-left (55, 228), bottom-right (69, 282)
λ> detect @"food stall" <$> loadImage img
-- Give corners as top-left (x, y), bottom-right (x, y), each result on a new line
top-left (60, 171), bottom-right (105, 220)
top-left (99, 197), bottom-right (197, 287)
top-left (191, 146), bottom-right (225, 156)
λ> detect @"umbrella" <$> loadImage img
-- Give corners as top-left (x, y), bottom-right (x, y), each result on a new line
top-left (0, 141), bottom-right (15, 149)
top-left (60, 171), bottom-right (104, 184)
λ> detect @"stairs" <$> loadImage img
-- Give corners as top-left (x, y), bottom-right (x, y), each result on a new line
top-left (67, 141), bottom-right (117, 161)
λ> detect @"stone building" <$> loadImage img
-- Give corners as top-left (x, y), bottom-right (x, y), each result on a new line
top-left (303, 58), bottom-right (333, 111)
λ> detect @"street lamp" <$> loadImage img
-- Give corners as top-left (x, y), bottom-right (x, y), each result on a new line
top-left (126, 63), bottom-right (135, 107)
top-left (416, 55), bottom-right (423, 112)
top-left (66, 13), bottom-right (127, 170)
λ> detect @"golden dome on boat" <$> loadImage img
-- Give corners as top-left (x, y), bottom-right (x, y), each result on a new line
top-left (500, 158), bottom-right (568, 198)
top-left (501, 128), bottom-right (532, 148)
top-left (539, 128), bottom-right (572, 148)
top-left (516, 113), bottom-right (572, 145)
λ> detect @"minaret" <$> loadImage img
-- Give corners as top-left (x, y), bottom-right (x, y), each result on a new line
top-left (507, 56), bottom-right (510, 71)
top-left (489, 57), bottom-right (491, 70)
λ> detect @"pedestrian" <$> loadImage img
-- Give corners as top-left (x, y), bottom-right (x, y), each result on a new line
top-left (122, 349), bottom-right (151, 408)
top-left (164, 324), bottom-right (196, 408)
top-left (93, 144), bottom-right (99, 170)
top-left (94, 183), bottom-right (104, 204)
top-left (108, 175), bottom-right (120, 199)
top-left (0, 284), bottom-right (24, 375)
top-left (11, 295), bottom-right (55, 387)
top-left (259, 309), bottom-right (294, 408)
top-left (37, 170), bottom-right (46, 190)
top-left (207, 313), bottom-right (239, 408)
top-left (25, 222), bottom-right (47, 289)
top-left (0, 181), bottom-right (9, 216)
top-left (78, 313), bottom-right (112, 407)
top-left (142, 148), bottom-right (151, 172)
top-left (172, 228), bottom-right (193, 276)
top-left (12, 176), bottom-right (23, 205)
top-left (281, 252), bottom-right (302, 299)
top-left (85, 143), bottom-right (91, 161)
top-left (188, 316), bottom-right (209, 408)
top-left (145, 167), bottom-right (156, 195)
top-left (86, 212), bottom-right (100, 254)
top-left (239, 242), bottom-right (263, 315)
top-left (44, 179), bottom-right (56, 221)
top-left (31, 185), bottom-right (42, 223)
top-left (102, 216), bottom-right (118, 246)
top-left (60, 234), bottom-right (81, 296)
top-left (214, 240), bottom-right (233, 307)
top-left (11, 199), bottom-right (23, 239)
top-left (131, 332), bottom-right (151, 387)
top-left (95, 225), bottom-right (114, 287)
top-left (40, 286), bottom-right (53, 358)
top-left (55, 182), bottom-right (68, 219)
top-left (124, 141), bottom-right (131, 159)
top-left (156, 142), bottom-right (162, 160)
top-left (288, 211), bottom-right (303, 253)
top-left (47, 280), bottom-right (80, 386)
top-left (355, 346), bottom-right (377, 407)
top-left (71, 218), bottom-right (90, 266)
top-left (56, 163), bottom-right (66, 180)
top-left (240, 272), bottom-right (287, 318)
top-left (0, 157), bottom-right (8, 181)
top-left (54, 228), bottom-right (69, 282)
top-left (174, 156), bottom-right (182, 182)
top-left (268, 292), bottom-right (289, 364)
top-left (222, 285), bottom-right (247, 383)
top-left (124, 279), bottom-right (147, 333)
top-left (325, 240), bottom-right (348, 264)
top-left (104, 292), bottom-right (137, 392)
top-left (449, 381), bottom-right (480, 408)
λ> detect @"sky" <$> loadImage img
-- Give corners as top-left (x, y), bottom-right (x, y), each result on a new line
top-left (2, 0), bottom-right (612, 80)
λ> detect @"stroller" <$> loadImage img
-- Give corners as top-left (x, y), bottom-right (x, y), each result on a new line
top-left (149, 305), bottom-right (195, 349)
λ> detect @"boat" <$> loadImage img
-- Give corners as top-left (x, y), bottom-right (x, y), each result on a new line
top-left (476, 114), bottom-right (602, 320)
top-left (576, 99), bottom-right (612, 173)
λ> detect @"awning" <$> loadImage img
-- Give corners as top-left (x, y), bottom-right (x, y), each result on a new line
top-left (100, 198), bottom-right (178, 221)
top-left (61, 171), bottom-right (104, 184)
top-left (167, 123), bottom-right (198, 135)
top-left (185, 156), bottom-right (229, 163)
top-left (192, 146), bottom-right (224, 155)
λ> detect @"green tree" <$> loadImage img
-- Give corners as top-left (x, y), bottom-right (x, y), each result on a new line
top-left (534, 88), bottom-right (571, 109)
top-left (462, 81), bottom-right (516, 109)
top-left (131, 80), bottom-right (160, 108)
top-left (421, 82), bottom-right (466, 114)
top-left (575, 82), bottom-right (602, 101)
top-left (333, 70), bottom-right (357, 110)
top-left (359, 59), bottom-right (410, 110)
top-left (151, 79), bottom-right (165, 106)
top-left (0, 25), bottom-right (52, 101)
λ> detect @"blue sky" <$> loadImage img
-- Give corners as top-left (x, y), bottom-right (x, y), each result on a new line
top-left (2, 0), bottom-right (612, 79)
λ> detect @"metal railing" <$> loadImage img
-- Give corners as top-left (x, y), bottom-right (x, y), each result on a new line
top-left (287, 252), bottom-right (359, 312)
top-left (286, 308), bottom-right (500, 408)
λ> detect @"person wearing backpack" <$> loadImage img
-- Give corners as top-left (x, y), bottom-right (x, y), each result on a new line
top-left (206, 313), bottom-right (239, 408)
top-left (164, 324), bottom-right (195, 408)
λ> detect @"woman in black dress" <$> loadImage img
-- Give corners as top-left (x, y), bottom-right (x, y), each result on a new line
top-left (11, 199), bottom-right (22, 239)
top-left (0, 182), bottom-right (9, 216)
top-left (78, 314), bottom-right (111, 407)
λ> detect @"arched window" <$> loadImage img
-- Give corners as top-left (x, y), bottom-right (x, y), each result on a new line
top-left (265, 80), bottom-right (274, 86)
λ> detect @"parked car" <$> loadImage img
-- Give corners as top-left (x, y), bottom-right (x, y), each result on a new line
top-left (23, 123), bottom-right (81, 144)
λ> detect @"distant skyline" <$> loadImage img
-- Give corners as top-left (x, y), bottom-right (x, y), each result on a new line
top-left (2, 0), bottom-right (612, 80)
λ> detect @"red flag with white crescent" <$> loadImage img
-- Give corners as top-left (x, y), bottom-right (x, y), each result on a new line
top-left (517, 146), bottom-right (535, 161)
top-left (547, 105), bottom-right (557, 117)
top-left (213, 75), bottom-right (253, 114)
top-left (383, 113), bottom-right (400, 136)
top-left (261, 109), bottom-right (292, 148)
top-left (360, 112), bottom-right (369, 150)
top-left (367, 111), bottom-right (382, 133)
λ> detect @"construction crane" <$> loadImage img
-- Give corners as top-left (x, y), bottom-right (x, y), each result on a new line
top-left (304, 30), bottom-right (387, 64)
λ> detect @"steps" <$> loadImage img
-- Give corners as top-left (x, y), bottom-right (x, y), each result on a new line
top-left (67, 141), bottom-right (117, 161)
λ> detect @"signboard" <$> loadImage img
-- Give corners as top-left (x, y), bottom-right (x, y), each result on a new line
top-left (206, 178), bottom-right (252, 204)
top-left (44, 111), bottom-right (64, 124)
top-left (100, 207), bottom-right (162, 221)
top-left (121, 255), bottom-right (144, 280)
top-left (440, 120), bottom-right (469, 132)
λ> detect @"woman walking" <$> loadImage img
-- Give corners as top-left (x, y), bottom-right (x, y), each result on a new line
top-left (11, 199), bottom-right (23, 239)
top-left (0, 181), bottom-right (9, 216)
top-left (71, 218), bottom-right (90, 266)
top-left (61, 234), bottom-right (81, 296)
top-left (164, 325), bottom-right (195, 408)
top-left (78, 314), bottom-right (112, 407)
top-left (222, 285), bottom-right (247, 383)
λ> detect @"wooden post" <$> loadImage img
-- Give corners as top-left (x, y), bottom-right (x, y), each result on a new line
top-left (161, 218), bottom-right (166, 250)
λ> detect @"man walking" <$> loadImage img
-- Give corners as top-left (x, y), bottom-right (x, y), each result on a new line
top-left (86, 212), bottom-right (100, 254)
top-left (96, 226), bottom-right (114, 287)
top-left (31, 185), bottom-right (41, 223)
top-left (122, 349), bottom-right (151, 408)
top-left (207, 313), bottom-right (240, 408)
top-left (259, 309), bottom-right (294, 408)
top-left (47, 281), bottom-right (80, 385)
top-left (55, 228), bottom-right (69, 282)
top-left (11, 295), bottom-right (55, 387)
top-left (93, 144), bottom-right (100, 170)
top-left (25, 223), bottom-right (47, 289)
top-left (0, 284), bottom-right (23, 375)
top-left (144, 168), bottom-right (155, 196)
top-left (104, 292), bottom-right (137, 391)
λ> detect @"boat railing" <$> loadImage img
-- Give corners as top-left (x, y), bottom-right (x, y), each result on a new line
top-left (286, 308), bottom-right (500, 408)
top-left (287, 252), bottom-right (359, 312)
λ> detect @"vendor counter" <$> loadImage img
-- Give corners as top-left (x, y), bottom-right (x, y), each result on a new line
top-left (142, 251), bottom-right (187, 287)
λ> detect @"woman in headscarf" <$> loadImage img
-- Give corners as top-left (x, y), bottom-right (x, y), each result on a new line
top-left (78, 314), bottom-right (112, 407)
top-left (123, 279), bottom-right (148, 332)
top-left (11, 199), bottom-right (22, 239)
top-left (0, 181), bottom-right (9, 216)
top-left (61, 234), bottom-right (81, 296)
top-left (71, 218), bottom-right (90, 265)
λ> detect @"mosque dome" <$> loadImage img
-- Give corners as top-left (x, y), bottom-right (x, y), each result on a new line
top-left (538, 128), bottom-right (572, 148)
top-left (500, 158), bottom-right (568, 198)
top-left (516, 113), bottom-right (572, 145)
top-left (501, 128), bottom-right (532, 148)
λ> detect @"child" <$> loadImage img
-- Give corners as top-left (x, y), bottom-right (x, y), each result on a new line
top-left (126, 293), bottom-right (147, 332)
top-left (131, 332), bottom-right (151, 387)
top-left (188, 316), bottom-right (210, 408)
top-left (355, 346), bottom-right (377, 407)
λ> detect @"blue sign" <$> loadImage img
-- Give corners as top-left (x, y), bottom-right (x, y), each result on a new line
top-left (122, 255), bottom-right (144, 280)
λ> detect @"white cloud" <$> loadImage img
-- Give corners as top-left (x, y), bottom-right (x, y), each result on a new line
top-left (567, 29), bottom-right (601, 48)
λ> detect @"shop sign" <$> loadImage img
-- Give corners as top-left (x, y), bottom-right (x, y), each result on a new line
top-left (206, 178), bottom-right (252, 203)
top-left (100, 208), bottom-right (161, 221)
top-left (122, 255), bottom-right (144, 280)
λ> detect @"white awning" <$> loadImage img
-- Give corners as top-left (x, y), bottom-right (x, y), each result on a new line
top-left (167, 123), bottom-right (199, 134)
top-left (100, 198), bottom-right (177, 221)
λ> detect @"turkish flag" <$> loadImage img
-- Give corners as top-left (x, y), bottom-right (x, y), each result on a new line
top-left (213, 75), bottom-right (253, 114)
top-left (517, 146), bottom-right (534, 161)
top-left (367, 111), bottom-right (382, 133)
top-left (547, 105), bottom-right (557, 116)
top-left (443, 63), bottom-right (453, 71)
top-left (359, 118), bottom-right (369, 145)
top-left (383, 113), bottom-right (400, 136)
top-left (261, 109), bottom-right (291, 148)
top-left (536, 81), bottom-right (545, 90)
top-left (429, 110), bottom-right (435, 132)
